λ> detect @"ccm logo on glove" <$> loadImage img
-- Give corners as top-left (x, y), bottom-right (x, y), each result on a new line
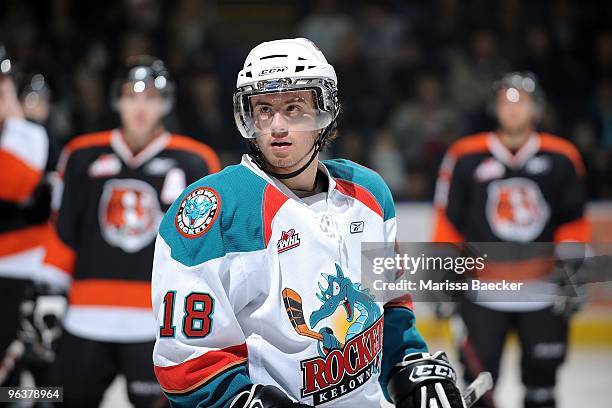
top-left (409, 363), bottom-right (457, 382)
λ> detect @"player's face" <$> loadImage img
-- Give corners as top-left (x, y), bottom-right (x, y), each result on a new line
top-left (496, 88), bottom-right (536, 134)
top-left (118, 83), bottom-right (164, 142)
top-left (251, 90), bottom-right (319, 171)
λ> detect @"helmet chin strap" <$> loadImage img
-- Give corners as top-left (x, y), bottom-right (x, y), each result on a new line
top-left (249, 121), bottom-right (336, 180)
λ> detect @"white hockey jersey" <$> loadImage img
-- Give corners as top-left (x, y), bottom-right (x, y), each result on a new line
top-left (152, 155), bottom-right (427, 407)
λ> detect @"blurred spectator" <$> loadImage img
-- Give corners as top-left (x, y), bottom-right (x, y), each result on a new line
top-left (369, 130), bottom-right (406, 197)
top-left (448, 29), bottom-right (508, 115)
top-left (388, 74), bottom-right (466, 165)
top-left (592, 79), bottom-right (612, 148)
top-left (593, 31), bottom-right (612, 80)
top-left (178, 69), bottom-right (226, 150)
top-left (358, 1), bottom-right (408, 84)
top-left (298, 0), bottom-right (353, 62)
top-left (572, 119), bottom-right (612, 198)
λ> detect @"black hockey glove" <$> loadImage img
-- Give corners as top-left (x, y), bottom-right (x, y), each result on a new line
top-left (388, 351), bottom-right (465, 408)
top-left (230, 384), bottom-right (312, 408)
top-left (18, 285), bottom-right (67, 364)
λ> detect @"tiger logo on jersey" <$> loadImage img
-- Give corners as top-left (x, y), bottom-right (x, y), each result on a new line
top-left (486, 178), bottom-right (550, 242)
top-left (99, 179), bottom-right (163, 253)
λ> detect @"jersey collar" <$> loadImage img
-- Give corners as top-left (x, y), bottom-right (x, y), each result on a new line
top-left (110, 128), bottom-right (171, 168)
top-left (240, 154), bottom-right (338, 202)
top-left (487, 132), bottom-right (540, 170)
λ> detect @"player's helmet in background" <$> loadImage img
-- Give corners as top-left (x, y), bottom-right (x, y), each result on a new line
top-left (233, 38), bottom-right (339, 140)
top-left (492, 71), bottom-right (546, 120)
top-left (0, 44), bottom-right (14, 76)
top-left (20, 73), bottom-right (51, 105)
top-left (110, 55), bottom-right (175, 114)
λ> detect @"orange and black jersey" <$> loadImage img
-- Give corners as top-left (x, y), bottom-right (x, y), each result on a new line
top-left (433, 132), bottom-right (590, 244)
top-left (45, 129), bottom-right (221, 300)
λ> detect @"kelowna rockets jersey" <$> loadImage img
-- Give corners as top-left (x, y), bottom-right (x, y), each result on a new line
top-left (151, 155), bottom-right (427, 407)
top-left (44, 129), bottom-right (221, 342)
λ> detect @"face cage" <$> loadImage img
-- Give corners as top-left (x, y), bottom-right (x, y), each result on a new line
top-left (234, 78), bottom-right (338, 139)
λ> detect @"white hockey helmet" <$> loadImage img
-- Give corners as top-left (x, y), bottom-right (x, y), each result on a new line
top-left (234, 38), bottom-right (339, 139)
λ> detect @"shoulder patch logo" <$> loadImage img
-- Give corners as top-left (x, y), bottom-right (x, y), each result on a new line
top-left (277, 229), bottom-right (300, 253)
top-left (175, 187), bottom-right (220, 238)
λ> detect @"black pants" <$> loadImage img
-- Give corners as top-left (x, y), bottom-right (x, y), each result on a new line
top-left (50, 331), bottom-right (166, 408)
top-left (457, 301), bottom-right (568, 408)
top-left (0, 277), bottom-right (30, 387)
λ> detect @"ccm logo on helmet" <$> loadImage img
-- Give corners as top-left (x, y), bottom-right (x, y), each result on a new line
top-left (409, 364), bottom-right (457, 383)
top-left (259, 66), bottom-right (288, 76)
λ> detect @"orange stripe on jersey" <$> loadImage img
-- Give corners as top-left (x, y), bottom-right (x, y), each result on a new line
top-left (58, 131), bottom-right (112, 176)
top-left (0, 223), bottom-right (51, 257)
top-left (446, 132), bottom-right (490, 160)
top-left (69, 279), bottom-right (152, 309)
top-left (554, 217), bottom-right (590, 243)
top-left (167, 135), bottom-right (222, 173)
top-left (0, 150), bottom-right (42, 202)
top-left (539, 133), bottom-right (585, 176)
top-left (63, 131), bottom-right (112, 155)
top-left (474, 257), bottom-right (555, 281)
top-left (262, 184), bottom-right (289, 246)
top-left (432, 207), bottom-right (465, 243)
top-left (384, 294), bottom-right (414, 311)
top-left (155, 343), bottom-right (248, 393)
top-left (43, 228), bottom-right (76, 276)
top-left (335, 178), bottom-right (384, 218)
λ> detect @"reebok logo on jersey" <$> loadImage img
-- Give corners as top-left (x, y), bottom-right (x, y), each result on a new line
top-left (350, 221), bottom-right (364, 234)
top-left (88, 153), bottom-right (121, 177)
top-left (277, 229), bottom-right (300, 253)
top-left (175, 187), bottom-right (220, 238)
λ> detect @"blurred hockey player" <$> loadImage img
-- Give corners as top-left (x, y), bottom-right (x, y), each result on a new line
top-left (45, 56), bottom-right (221, 407)
top-left (151, 38), bottom-right (465, 408)
top-left (432, 72), bottom-right (590, 407)
top-left (0, 45), bottom-right (63, 387)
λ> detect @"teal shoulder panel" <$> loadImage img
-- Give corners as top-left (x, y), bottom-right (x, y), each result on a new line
top-left (159, 164), bottom-right (268, 266)
top-left (324, 159), bottom-right (396, 221)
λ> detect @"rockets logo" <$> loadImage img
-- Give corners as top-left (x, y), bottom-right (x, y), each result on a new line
top-left (486, 178), bottom-right (550, 242)
top-left (175, 187), bottom-right (220, 238)
top-left (277, 229), bottom-right (300, 253)
top-left (282, 264), bottom-right (383, 405)
top-left (99, 179), bottom-right (162, 253)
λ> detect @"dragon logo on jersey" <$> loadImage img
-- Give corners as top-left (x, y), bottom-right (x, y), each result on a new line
top-left (486, 178), bottom-right (550, 242)
top-left (99, 179), bottom-right (163, 253)
top-left (175, 187), bottom-right (220, 238)
top-left (282, 264), bottom-right (383, 406)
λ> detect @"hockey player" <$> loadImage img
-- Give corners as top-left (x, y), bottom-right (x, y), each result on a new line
top-left (432, 72), bottom-right (590, 407)
top-left (45, 56), bottom-right (221, 407)
top-left (151, 38), bottom-right (465, 408)
top-left (0, 46), bottom-right (60, 386)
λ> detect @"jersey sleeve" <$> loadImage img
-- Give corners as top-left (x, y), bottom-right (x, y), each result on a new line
top-left (42, 144), bottom-right (83, 282)
top-left (432, 147), bottom-right (467, 242)
top-left (552, 151), bottom-right (590, 243)
top-left (377, 182), bottom-right (428, 402)
top-left (152, 186), bottom-right (255, 408)
top-left (0, 118), bottom-right (48, 202)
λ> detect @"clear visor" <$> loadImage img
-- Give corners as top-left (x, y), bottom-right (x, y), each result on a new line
top-left (234, 84), bottom-right (335, 139)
